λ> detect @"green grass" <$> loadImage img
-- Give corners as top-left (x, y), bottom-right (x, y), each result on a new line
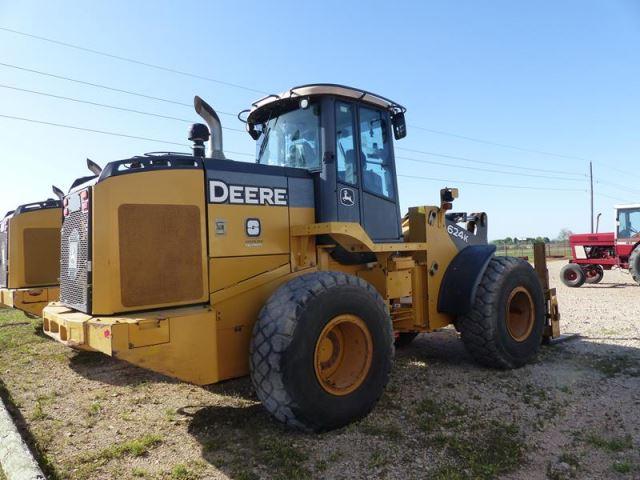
top-left (431, 421), bottom-right (525, 479)
top-left (170, 464), bottom-right (191, 480)
top-left (586, 433), bottom-right (633, 452)
top-left (586, 355), bottom-right (640, 377)
top-left (256, 437), bottom-right (310, 480)
top-left (80, 434), bottom-right (163, 465)
top-left (612, 461), bottom-right (632, 474)
top-left (415, 397), bottom-right (467, 433)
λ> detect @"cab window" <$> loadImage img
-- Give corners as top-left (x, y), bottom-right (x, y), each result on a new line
top-left (256, 102), bottom-right (321, 170)
top-left (618, 208), bottom-right (640, 238)
top-left (359, 106), bottom-right (395, 198)
top-left (335, 102), bottom-right (357, 185)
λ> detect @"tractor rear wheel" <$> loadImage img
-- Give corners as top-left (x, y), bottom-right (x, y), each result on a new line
top-left (584, 265), bottom-right (604, 284)
top-left (458, 257), bottom-right (545, 369)
top-left (629, 247), bottom-right (640, 285)
top-left (250, 271), bottom-right (394, 432)
top-left (560, 263), bottom-right (586, 287)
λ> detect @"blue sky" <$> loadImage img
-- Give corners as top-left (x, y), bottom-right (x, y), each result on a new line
top-left (0, 0), bottom-right (638, 239)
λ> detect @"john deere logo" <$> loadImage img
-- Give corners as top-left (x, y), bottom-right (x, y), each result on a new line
top-left (340, 187), bottom-right (355, 207)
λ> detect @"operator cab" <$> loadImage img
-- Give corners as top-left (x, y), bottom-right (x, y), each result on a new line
top-left (244, 84), bottom-right (407, 243)
top-left (616, 204), bottom-right (640, 239)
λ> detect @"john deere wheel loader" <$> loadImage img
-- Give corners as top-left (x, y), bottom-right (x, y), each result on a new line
top-left (0, 197), bottom-right (63, 317)
top-left (43, 84), bottom-right (560, 431)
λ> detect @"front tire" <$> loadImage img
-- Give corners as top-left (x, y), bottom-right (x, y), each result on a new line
top-left (584, 265), bottom-right (604, 284)
top-left (560, 263), bottom-right (586, 287)
top-left (629, 247), bottom-right (640, 285)
top-left (458, 257), bottom-right (545, 369)
top-left (250, 271), bottom-right (394, 432)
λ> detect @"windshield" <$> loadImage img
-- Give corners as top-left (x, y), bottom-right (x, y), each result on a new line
top-left (618, 207), bottom-right (640, 238)
top-left (256, 102), bottom-right (321, 170)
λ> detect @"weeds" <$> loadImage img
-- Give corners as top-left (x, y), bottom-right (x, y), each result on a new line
top-left (586, 433), bottom-right (633, 452)
top-left (256, 437), bottom-right (310, 479)
top-left (79, 434), bottom-right (163, 465)
top-left (612, 461), bottom-right (632, 474)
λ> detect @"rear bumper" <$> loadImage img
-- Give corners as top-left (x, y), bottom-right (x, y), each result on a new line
top-left (0, 286), bottom-right (59, 317)
top-left (42, 303), bottom-right (219, 385)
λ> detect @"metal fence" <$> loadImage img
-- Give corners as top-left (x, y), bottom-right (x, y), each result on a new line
top-left (494, 242), bottom-right (570, 259)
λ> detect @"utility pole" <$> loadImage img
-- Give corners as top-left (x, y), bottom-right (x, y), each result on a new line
top-left (590, 161), bottom-right (594, 233)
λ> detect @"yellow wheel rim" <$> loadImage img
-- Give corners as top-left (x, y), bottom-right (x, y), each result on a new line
top-left (314, 314), bottom-right (373, 396)
top-left (506, 287), bottom-right (535, 342)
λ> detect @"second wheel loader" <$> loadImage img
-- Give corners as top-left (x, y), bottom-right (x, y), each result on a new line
top-left (43, 84), bottom-right (560, 431)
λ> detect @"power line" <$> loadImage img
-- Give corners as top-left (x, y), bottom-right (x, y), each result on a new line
top-left (397, 173), bottom-right (586, 192)
top-left (396, 146), bottom-right (585, 177)
top-left (2, 26), bottom-right (635, 180)
top-left (0, 26), bottom-right (268, 95)
top-left (596, 192), bottom-right (632, 203)
top-left (0, 113), bottom-right (255, 157)
top-left (408, 125), bottom-right (639, 179)
top-left (0, 83), bottom-right (245, 132)
top-left (396, 155), bottom-right (585, 182)
top-left (0, 81), bottom-right (592, 183)
top-left (596, 179), bottom-right (640, 196)
top-left (2, 58), bottom-right (635, 186)
top-left (0, 61), bottom-right (239, 117)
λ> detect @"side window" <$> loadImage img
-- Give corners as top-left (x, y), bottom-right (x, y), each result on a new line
top-left (359, 107), bottom-right (395, 198)
top-left (335, 102), bottom-right (357, 185)
top-left (618, 209), bottom-right (640, 238)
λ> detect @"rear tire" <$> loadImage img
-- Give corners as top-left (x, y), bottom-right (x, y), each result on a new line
top-left (250, 271), bottom-right (394, 432)
top-left (584, 265), bottom-right (604, 284)
top-left (560, 263), bottom-right (586, 287)
top-left (629, 247), bottom-right (640, 285)
top-left (458, 257), bottom-right (545, 369)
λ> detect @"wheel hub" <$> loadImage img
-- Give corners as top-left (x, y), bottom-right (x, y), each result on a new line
top-left (506, 287), bottom-right (535, 342)
top-left (314, 314), bottom-right (373, 396)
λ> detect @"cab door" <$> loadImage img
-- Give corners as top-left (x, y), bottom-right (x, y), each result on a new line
top-left (356, 105), bottom-right (402, 242)
top-left (335, 101), bottom-right (361, 224)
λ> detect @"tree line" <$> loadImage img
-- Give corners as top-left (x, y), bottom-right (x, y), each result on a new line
top-left (491, 228), bottom-right (573, 246)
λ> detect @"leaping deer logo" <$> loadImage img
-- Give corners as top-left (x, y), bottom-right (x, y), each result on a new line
top-left (340, 188), bottom-right (355, 207)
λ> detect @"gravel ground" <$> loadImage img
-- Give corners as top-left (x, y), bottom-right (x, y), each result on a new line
top-left (0, 260), bottom-right (638, 480)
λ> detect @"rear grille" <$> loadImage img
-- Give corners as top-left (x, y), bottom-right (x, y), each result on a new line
top-left (0, 224), bottom-right (7, 288)
top-left (60, 194), bottom-right (90, 312)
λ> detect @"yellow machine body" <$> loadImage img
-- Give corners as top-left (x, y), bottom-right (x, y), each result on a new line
top-left (43, 86), bottom-right (559, 385)
top-left (42, 163), bottom-right (561, 384)
top-left (0, 204), bottom-right (61, 316)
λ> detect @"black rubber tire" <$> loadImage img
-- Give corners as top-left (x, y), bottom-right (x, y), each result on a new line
top-left (560, 263), bottom-right (586, 288)
top-left (457, 257), bottom-right (546, 369)
top-left (394, 332), bottom-right (418, 348)
top-left (249, 271), bottom-right (394, 432)
top-left (584, 265), bottom-right (604, 284)
top-left (629, 246), bottom-right (640, 285)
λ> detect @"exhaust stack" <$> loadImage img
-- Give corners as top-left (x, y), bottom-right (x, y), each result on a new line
top-left (52, 185), bottom-right (64, 200)
top-left (87, 158), bottom-right (103, 176)
top-left (194, 96), bottom-right (225, 160)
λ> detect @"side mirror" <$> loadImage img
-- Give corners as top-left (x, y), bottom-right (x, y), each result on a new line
top-left (247, 122), bottom-right (262, 141)
top-left (392, 112), bottom-right (407, 140)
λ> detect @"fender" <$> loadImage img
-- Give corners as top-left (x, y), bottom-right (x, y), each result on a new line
top-left (437, 244), bottom-right (496, 315)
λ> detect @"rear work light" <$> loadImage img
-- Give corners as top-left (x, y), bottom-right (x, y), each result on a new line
top-left (80, 190), bottom-right (90, 213)
top-left (63, 207), bottom-right (69, 217)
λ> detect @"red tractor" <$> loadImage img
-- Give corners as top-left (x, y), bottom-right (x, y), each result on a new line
top-left (561, 204), bottom-right (640, 287)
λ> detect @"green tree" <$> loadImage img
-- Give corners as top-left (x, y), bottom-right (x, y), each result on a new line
top-left (557, 228), bottom-right (573, 241)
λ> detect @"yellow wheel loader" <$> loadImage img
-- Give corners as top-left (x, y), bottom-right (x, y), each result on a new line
top-left (43, 84), bottom-right (559, 431)
top-left (0, 197), bottom-right (63, 317)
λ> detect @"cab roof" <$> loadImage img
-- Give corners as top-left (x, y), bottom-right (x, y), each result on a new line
top-left (246, 83), bottom-right (406, 125)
